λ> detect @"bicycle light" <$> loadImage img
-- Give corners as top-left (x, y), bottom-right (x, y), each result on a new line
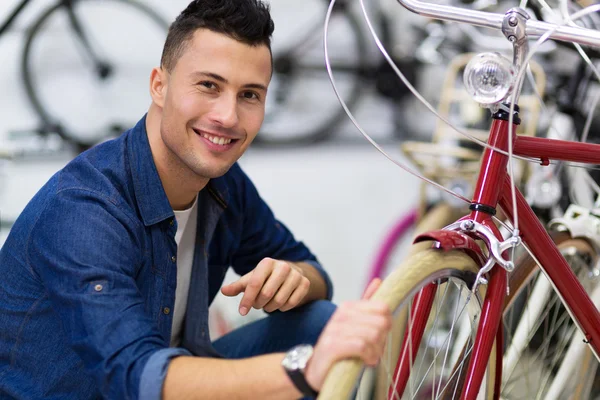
top-left (463, 52), bottom-right (515, 106)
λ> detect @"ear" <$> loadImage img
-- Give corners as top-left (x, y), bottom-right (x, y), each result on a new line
top-left (149, 67), bottom-right (167, 108)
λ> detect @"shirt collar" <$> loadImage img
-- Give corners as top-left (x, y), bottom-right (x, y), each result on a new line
top-left (127, 115), bottom-right (230, 226)
top-left (128, 115), bottom-right (174, 226)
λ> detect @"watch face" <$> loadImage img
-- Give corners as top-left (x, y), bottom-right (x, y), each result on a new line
top-left (282, 345), bottom-right (313, 370)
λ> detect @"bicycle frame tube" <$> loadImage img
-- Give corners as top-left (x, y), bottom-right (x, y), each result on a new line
top-left (458, 111), bottom-right (600, 398)
top-left (514, 135), bottom-right (600, 164)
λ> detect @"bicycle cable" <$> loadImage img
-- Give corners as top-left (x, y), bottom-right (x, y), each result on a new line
top-left (326, 0), bottom-right (600, 231)
top-left (324, 0), bottom-right (471, 205)
top-left (506, 2), bottom-right (600, 231)
top-left (325, 0), bottom-right (549, 208)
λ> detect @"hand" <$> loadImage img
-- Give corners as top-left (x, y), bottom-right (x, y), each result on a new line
top-left (304, 278), bottom-right (392, 391)
top-left (220, 258), bottom-right (310, 315)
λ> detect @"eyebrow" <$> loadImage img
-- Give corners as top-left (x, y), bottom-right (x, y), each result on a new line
top-left (192, 71), bottom-right (268, 92)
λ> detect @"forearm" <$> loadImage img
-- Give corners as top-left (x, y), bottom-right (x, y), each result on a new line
top-left (293, 261), bottom-right (328, 304)
top-left (163, 353), bottom-right (301, 400)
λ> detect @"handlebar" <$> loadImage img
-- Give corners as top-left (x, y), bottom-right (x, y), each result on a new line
top-left (395, 0), bottom-right (600, 48)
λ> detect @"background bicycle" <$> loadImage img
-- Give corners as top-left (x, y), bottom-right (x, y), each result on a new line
top-left (0, 0), bottom-right (169, 152)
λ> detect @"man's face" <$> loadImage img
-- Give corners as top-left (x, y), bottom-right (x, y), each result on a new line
top-left (158, 29), bottom-right (271, 179)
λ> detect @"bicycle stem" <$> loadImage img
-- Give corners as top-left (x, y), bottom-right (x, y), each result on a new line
top-left (502, 8), bottom-right (529, 105)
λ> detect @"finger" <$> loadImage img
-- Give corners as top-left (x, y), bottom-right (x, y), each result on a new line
top-left (253, 262), bottom-right (291, 310)
top-left (220, 273), bottom-right (251, 297)
top-left (238, 259), bottom-right (274, 315)
top-left (279, 277), bottom-right (310, 312)
top-left (263, 272), bottom-right (302, 312)
top-left (362, 278), bottom-right (382, 300)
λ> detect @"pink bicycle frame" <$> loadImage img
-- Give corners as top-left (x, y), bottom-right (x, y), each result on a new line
top-left (392, 113), bottom-right (600, 400)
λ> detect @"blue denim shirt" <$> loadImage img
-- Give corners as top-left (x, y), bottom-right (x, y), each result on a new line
top-left (0, 116), bottom-right (333, 400)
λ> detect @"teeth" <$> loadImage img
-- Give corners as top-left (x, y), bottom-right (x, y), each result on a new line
top-left (200, 132), bottom-right (232, 146)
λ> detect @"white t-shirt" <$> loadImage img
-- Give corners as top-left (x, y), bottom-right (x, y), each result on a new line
top-left (170, 197), bottom-right (198, 347)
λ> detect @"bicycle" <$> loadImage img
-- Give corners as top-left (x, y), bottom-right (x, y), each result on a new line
top-left (316, 0), bottom-right (600, 398)
top-left (1, 0), bottom-right (168, 151)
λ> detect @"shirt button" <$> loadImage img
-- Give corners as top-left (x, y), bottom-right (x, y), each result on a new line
top-left (171, 256), bottom-right (176, 262)
top-left (163, 307), bottom-right (171, 315)
top-left (170, 219), bottom-right (174, 226)
top-left (94, 284), bottom-right (103, 292)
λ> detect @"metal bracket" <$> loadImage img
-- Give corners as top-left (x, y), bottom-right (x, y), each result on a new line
top-left (444, 219), bottom-right (521, 292)
top-left (501, 8), bottom-right (530, 104)
top-left (502, 8), bottom-right (529, 45)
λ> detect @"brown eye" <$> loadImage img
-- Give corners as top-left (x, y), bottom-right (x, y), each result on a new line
top-left (242, 91), bottom-right (259, 100)
top-left (200, 81), bottom-right (216, 89)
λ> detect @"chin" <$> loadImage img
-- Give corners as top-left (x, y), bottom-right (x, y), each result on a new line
top-left (192, 163), bottom-right (232, 179)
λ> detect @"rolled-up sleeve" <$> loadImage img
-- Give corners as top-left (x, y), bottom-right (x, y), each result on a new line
top-left (139, 348), bottom-right (192, 400)
top-left (26, 189), bottom-right (175, 399)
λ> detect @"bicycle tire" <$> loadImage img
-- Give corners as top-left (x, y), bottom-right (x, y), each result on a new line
top-left (319, 248), bottom-right (496, 399)
top-left (367, 208), bottom-right (418, 284)
top-left (21, 0), bottom-right (169, 150)
top-left (367, 202), bottom-right (464, 287)
top-left (254, 3), bottom-right (368, 146)
top-left (501, 233), bottom-right (600, 399)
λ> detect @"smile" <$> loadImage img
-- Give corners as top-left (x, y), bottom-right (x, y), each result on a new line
top-left (195, 129), bottom-right (236, 146)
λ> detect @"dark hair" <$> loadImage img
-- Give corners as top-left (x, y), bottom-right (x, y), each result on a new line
top-left (160, 0), bottom-right (275, 72)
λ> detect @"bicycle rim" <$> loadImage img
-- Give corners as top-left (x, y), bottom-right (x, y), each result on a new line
top-left (319, 249), bottom-right (496, 400)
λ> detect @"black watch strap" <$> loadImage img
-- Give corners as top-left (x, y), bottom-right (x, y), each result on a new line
top-left (286, 368), bottom-right (319, 398)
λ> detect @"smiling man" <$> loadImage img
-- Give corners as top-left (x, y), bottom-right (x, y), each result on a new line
top-left (0, 1), bottom-right (392, 399)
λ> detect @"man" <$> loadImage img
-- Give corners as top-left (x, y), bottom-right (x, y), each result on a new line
top-left (0, 1), bottom-right (392, 399)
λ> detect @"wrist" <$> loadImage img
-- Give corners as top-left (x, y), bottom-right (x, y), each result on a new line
top-left (282, 345), bottom-right (319, 397)
top-left (303, 355), bottom-right (321, 392)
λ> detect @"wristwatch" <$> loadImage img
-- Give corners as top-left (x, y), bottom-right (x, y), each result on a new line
top-left (281, 344), bottom-right (319, 398)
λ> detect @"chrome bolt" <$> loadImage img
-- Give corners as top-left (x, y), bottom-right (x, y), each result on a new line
top-left (509, 16), bottom-right (518, 26)
top-left (461, 220), bottom-right (475, 231)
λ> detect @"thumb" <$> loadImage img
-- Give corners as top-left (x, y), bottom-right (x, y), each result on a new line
top-left (362, 278), bottom-right (382, 300)
top-left (221, 279), bottom-right (246, 297)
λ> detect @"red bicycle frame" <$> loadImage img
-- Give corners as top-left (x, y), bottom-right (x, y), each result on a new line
top-left (392, 112), bottom-right (600, 399)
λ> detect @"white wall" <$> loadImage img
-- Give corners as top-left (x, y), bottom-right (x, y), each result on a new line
top-left (0, 1), bottom-right (422, 306)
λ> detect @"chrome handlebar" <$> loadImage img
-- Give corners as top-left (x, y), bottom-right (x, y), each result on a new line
top-left (395, 0), bottom-right (600, 48)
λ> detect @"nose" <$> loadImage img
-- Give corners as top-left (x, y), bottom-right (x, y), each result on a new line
top-left (209, 93), bottom-right (239, 129)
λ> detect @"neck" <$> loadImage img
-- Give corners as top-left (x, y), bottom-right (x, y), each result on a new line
top-left (146, 104), bottom-right (209, 211)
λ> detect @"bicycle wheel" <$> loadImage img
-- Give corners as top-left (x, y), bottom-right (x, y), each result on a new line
top-left (320, 249), bottom-right (496, 399)
top-left (255, 1), bottom-right (368, 146)
top-left (21, 0), bottom-right (169, 149)
top-left (501, 234), bottom-right (600, 400)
